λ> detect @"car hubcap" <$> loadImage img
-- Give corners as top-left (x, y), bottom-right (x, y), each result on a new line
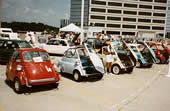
top-left (74, 73), bottom-right (79, 80)
top-left (15, 80), bottom-right (19, 91)
top-left (113, 66), bottom-right (119, 74)
top-left (156, 58), bottom-right (160, 63)
top-left (136, 62), bottom-right (140, 67)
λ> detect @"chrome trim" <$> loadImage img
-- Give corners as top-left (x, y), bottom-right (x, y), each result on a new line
top-left (29, 78), bottom-right (55, 83)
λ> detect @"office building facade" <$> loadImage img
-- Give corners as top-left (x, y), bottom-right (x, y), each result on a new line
top-left (60, 19), bottom-right (70, 28)
top-left (166, 0), bottom-right (170, 37)
top-left (70, 0), bottom-right (168, 37)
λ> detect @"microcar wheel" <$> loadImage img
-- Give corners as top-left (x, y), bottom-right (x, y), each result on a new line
top-left (112, 65), bottom-right (121, 75)
top-left (156, 58), bottom-right (161, 64)
top-left (126, 68), bottom-right (133, 73)
top-left (97, 74), bottom-right (103, 80)
top-left (147, 64), bottom-right (153, 68)
top-left (59, 66), bottom-right (64, 74)
top-left (14, 78), bottom-right (23, 94)
top-left (73, 71), bottom-right (81, 82)
top-left (136, 61), bottom-right (141, 67)
top-left (52, 83), bottom-right (59, 89)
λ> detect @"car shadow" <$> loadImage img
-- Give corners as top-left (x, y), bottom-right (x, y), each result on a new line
top-left (61, 73), bottom-right (103, 83)
top-left (5, 80), bottom-right (58, 94)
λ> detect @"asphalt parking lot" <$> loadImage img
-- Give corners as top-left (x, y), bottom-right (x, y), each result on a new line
top-left (0, 56), bottom-right (170, 111)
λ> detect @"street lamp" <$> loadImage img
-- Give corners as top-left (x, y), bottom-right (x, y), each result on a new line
top-left (80, 0), bottom-right (84, 44)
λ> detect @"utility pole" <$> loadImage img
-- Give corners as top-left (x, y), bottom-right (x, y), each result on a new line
top-left (0, 0), bottom-right (2, 28)
top-left (80, 0), bottom-right (84, 45)
top-left (164, 0), bottom-right (169, 39)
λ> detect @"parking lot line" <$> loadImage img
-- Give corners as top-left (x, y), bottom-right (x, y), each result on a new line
top-left (113, 69), bottom-right (162, 111)
top-left (62, 81), bottom-right (116, 107)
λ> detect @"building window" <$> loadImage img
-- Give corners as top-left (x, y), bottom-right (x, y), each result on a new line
top-left (140, 0), bottom-right (153, 2)
top-left (122, 25), bottom-right (136, 29)
top-left (154, 6), bottom-right (166, 10)
top-left (139, 5), bottom-right (152, 9)
top-left (152, 26), bottom-right (164, 30)
top-left (154, 0), bottom-right (167, 3)
top-left (107, 24), bottom-right (120, 28)
top-left (122, 32), bottom-right (135, 35)
top-left (106, 31), bottom-right (120, 35)
top-left (124, 3), bottom-right (137, 8)
top-left (153, 20), bottom-right (165, 24)
top-left (91, 8), bottom-right (106, 13)
top-left (123, 11), bottom-right (137, 15)
top-left (138, 26), bottom-right (150, 29)
top-left (107, 17), bottom-right (121, 21)
top-left (91, 15), bottom-right (105, 20)
top-left (94, 23), bottom-right (105, 27)
top-left (123, 18), bottom-right (136, 22)
top-left (108, 9), bottom-right (121, 14)
top-left (153, 13), bottom-right (166, 17)
top-left (139, 12), bottom-right (152, 16)
top-left (91, 0), bottom-right (106, 5)
top-left (138, 19), bottom-right (151, 23)
top-left (108, 2), bottom-right (122, 7)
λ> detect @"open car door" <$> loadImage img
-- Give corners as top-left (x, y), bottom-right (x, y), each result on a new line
top-left (137, 40), bottom-right (156, 63)
top-left (84, 43), bottom-right (105, 74)
top-left (121, 40), bottom-right (137, 66)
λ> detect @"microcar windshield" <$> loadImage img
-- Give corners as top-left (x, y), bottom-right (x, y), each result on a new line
top-left (23, 51), bottom-right (50, 62)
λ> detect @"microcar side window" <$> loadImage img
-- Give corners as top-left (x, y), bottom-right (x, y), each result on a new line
top-left (65, 49), bottom-right (77, 58)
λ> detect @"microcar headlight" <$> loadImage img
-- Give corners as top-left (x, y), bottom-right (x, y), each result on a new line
top-left (75, 61), bottom-right (80, 65)
top-left (53, 64), bottom-right (57, 71)
top-left (16, 65), bottom-right (22, 72)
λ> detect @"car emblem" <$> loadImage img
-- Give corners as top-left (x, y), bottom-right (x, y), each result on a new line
top-left (45, 66), bottom-right (52, 72)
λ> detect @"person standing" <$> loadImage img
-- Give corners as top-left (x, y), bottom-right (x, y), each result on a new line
top-left (104, 44), bottom-right (114, 74)
top-left (94, 32), bottom-right (103, 53)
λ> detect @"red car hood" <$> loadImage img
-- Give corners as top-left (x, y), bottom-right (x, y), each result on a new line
top-left (24, 62), bottom-right (56, 80)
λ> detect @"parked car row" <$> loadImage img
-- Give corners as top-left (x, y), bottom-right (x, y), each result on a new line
top-left (0, 38), bottom-right (169, 94)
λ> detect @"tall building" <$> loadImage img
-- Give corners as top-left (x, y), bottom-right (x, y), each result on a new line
top-left (60, 19), bottom-right (70, 28)
top-left (70, 0), bottom-right (168, 37)
top-left (166, 0), bottom-right (170, 37)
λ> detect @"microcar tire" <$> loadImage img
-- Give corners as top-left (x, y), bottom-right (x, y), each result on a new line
top-left (136, 61), bottom-right (141, 68)
top-left (147, 64), bottom-right (153, 68)
top-left (73, 71), bottom-right (82, 82)
top-left (97, 74), bottom-right (103, 80)
top-left (52, 83), bottom-right (59, 89)
top-left (112, 65), bottom-right (121, 75)
top-left (156, 58), bottom-right (161, 64)
top-left (14, 78), bottom-right (23, 94)
top-left (127, 68), bottom-right (133, 73)
top-left (59, 66), bottom-right (64, 74)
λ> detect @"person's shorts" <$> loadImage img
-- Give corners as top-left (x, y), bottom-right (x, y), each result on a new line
top-left (106, 55), bottom-right (113, 63)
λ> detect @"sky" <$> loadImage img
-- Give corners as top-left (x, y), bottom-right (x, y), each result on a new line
top-left (1, 0), bottom-right (70, 27)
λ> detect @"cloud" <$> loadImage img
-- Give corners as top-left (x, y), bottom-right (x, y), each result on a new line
top-left (2, 0), bottom-right (70, 27)
top-left (2, 1), bottom-right (10, 9)
top-left (47, 9), bottom-right (55, 15)
top-left (23, 7), bottom-right (30, 14)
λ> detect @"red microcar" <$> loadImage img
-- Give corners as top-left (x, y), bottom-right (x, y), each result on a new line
top-left (147, 41), bottom-right (170, 64)
top-left (6, 48), bottom-right (60, 94)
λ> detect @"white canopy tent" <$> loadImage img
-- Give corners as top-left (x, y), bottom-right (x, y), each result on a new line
top-left (59, 23), bottom-right (82, 33)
